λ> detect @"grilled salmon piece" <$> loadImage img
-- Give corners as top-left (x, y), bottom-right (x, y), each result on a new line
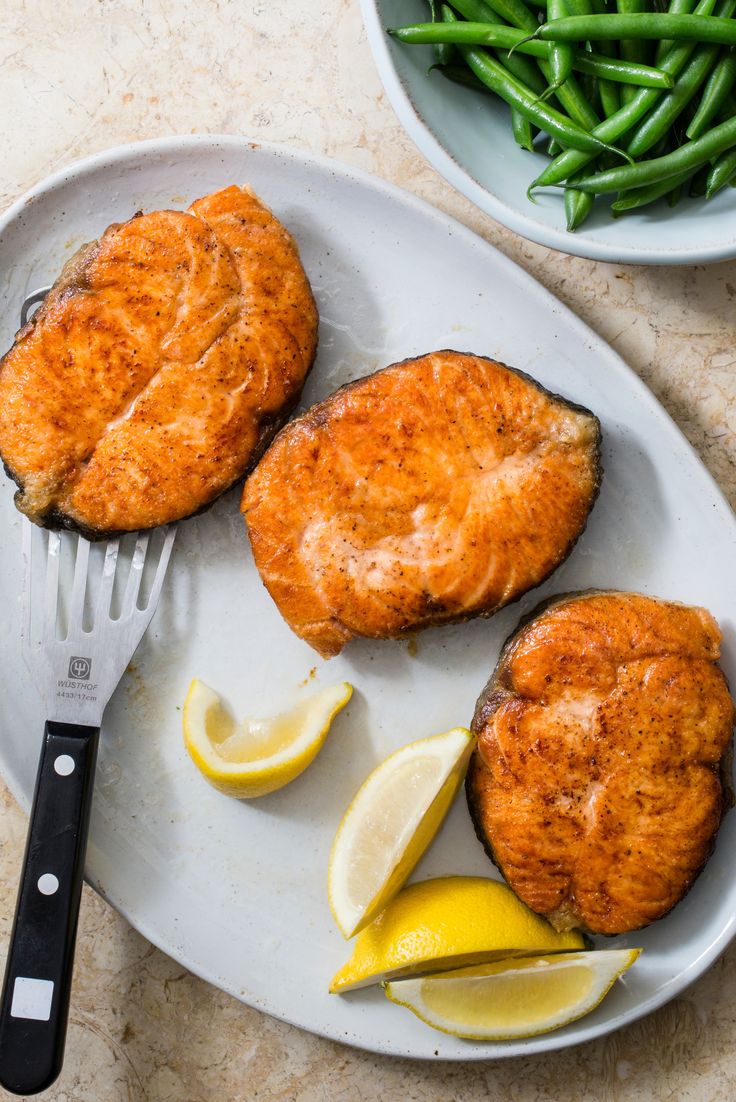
top-left (467, 591), bottom-right (735, 935)
top-left (0, 185), bottom-right (317, 536)
top-left (243, 351), bottom-right (602, 657)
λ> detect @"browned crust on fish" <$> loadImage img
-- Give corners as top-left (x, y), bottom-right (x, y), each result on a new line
top-left (0, 185), bottom-right (318, 538)
top-left (243, 350), bottom-right (602, 657)
top-left (467, 590), bottom-right (735, 935)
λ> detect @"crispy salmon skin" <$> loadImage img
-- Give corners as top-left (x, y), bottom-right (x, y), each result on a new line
top-left (0, 185), bottom-right (318, 536)
top-left (467, 591), bottom-right (735, 935)
top-left (243, 350), bottom-right (602, 657)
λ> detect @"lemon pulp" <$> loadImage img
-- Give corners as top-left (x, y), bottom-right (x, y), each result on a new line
top-left (422, 958), bottom-right (593, 1029)
top-left (329, 876), bottom-right (584, 992)
top-left (211, 705), bottom-right (325, 763)
top-left (183, 679), bottom-right (352, 798)
top-left (328, 728), bottom-right (474, 938)
top-left (384, 949), bottom-right (641, 1040)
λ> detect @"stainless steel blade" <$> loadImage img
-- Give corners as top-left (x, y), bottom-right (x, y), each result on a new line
top-left (21, 523), bottom-right (176, 727)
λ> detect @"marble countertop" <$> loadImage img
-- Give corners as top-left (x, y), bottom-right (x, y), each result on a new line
top-left (2, 1), bottom-right (736, 1099)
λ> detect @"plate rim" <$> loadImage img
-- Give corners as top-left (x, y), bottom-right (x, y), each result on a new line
top-left (2, 133), bottom-right (736, 1060)
top-left (359, 0), bottom-right (736, 266)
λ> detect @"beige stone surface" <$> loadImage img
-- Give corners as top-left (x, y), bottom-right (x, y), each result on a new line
top-left (1, 1), bottom-right (735, 1099)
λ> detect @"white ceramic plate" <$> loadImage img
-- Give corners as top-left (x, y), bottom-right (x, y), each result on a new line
top-left (361, 0), bottom-right (736, 264)
top-left (1, 136), bottom-right (735, 1060)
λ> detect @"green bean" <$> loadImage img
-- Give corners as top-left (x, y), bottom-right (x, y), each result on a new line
top-left (494, 43), bottom-right (550, 96)
top-left (452, 39), bottom-right (624, 153)
top-left (491, 0), bottom-right (543, 29)
top-left (448, 0), bottom-right (505, 23)
top-left (433, 59), bottom-right (544, 100)
top-left (389, 24), bottom-right (675, 86)
top-left (535, 63), bottom-right (602, 132)
top-left (617, 0), bottom-right (650, 102)
top-left (448, 0), bottom-right (602, 127)
top-left (428, 0), bottom-right (456, 65)
top-left (655, 0), bottom-right (697, 62)
top-left (439, 4), bottom-right (552, 96)
top-left (450, 0), bottom-right (537, 31)
top-left (566, 114), bottom-right (736, 191)
top-left (626, 41), bottom-right (722, 156)
top-left (533, 13), bottom-right (736, 47)
top-left (625, 0), bottom-right (736, 153)
top-left (597, 71), bottom-right (621, 114)
top-left (530, 0), bottom-right (717, 191)
top-left (448, 0), bottom-right (551, 92)
top-left (575, 53), bottom-right (672, 89)
top-left (686, 50), bottom-right (736, 138)
top-left (706, 145), bottom-right (736, 192)
top-left (397, 0), bottom-right (736, 227)
top-left (673, 92), bottom-right (699, 142)
top-left (512, 108), bottom-right (537, 146)
top-left (590, 0), bottom-right (621, 116)
top-left (598, 86), bottom-right (623, 116)
top-left (610, 166), bottom-right (694, 208)
top-left (542, 0), bottom-right (575, 101)
top-left (616, 0), bottom-right (650, 59)
top-left (581, 67), bottom-right (601, 112)
top-left (440, 6), bottom-right (608, 149)
top-left (434, 38), bottom-right (457, 65)
top-left (534, 65), bottom-right (601, 127)
top-left (564, 0), bottom-right (592, 19)
top-left (440, 2), bottom-right (553, 93)
top-left (565, 183), bottom-right (595, 227)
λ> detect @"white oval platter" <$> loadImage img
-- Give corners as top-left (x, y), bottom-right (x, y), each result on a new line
top-left (0, 136), bottom-right (735, 1060)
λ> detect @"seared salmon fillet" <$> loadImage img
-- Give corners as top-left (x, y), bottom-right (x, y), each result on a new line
top-left (0, 185), bottom-right (317, 536)
top-left (243, 351), bottom-right (602, 657)
top-left (467, 591), bottom-right (735, 935)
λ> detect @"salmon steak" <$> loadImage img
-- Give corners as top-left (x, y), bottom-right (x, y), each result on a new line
top-left (467, 591), bottom-right (735, 935)
top-left (243, 350), bottom-right (602, 657)
top-left (0, 185), bottom-right (318, 536)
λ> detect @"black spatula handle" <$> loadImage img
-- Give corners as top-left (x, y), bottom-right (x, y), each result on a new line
top-left (0, 720), bottom-right (99, 1095)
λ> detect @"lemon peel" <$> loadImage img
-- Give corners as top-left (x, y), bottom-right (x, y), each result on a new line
top-left (384, 948), bottom-right (641, 1040)
top-left (329, 876), bottom-right (584, 992)
top-left (328, 727), bottom-right (474, 938)
top-left (183, 678), bottom-right (352, 798)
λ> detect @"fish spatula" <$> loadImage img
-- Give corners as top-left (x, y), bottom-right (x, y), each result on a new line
top-left (0, 287), bottom-right (177, 1096)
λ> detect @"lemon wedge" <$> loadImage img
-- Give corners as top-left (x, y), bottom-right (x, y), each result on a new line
top-left (328, 727), bottom-right (474, 938)
top-left (384, 949), bottom-right (641, 1040)
top-left (183, 679), bottom-right (352, 798)
top-left (329, 877), bottom-right (584, 992)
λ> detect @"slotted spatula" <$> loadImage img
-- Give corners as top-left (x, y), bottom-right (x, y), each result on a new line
top-left (0, 288), bottom-right (177, 1096)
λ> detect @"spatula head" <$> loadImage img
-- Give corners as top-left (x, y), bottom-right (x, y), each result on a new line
top-left (21, 522), bottom-right (176, 727)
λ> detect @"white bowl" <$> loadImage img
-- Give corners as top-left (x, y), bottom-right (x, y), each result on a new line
top-left (361, 0), bottom-right (736, 263)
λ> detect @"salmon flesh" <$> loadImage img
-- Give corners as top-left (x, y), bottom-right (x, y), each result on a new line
top-left (467, 591), bottom-right (735, 935)
top-left (0, 185), bottom-right (318, 536)
top-left (243, 350), bottom-right (602, 657)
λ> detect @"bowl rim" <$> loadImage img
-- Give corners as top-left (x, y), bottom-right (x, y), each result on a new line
top-left (360, 0), bottom-right (736, 265)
